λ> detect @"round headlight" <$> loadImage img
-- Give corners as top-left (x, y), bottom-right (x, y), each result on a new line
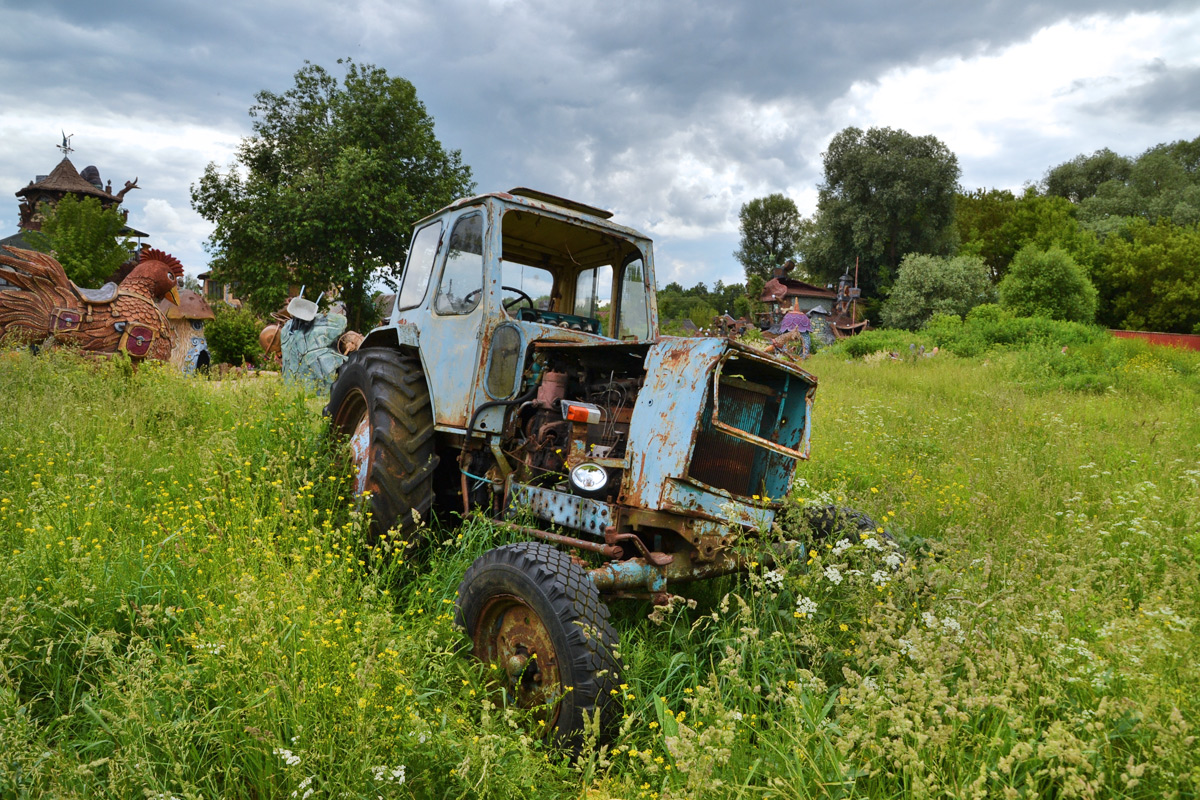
top-left (569, 463), bottom-right (608, 495)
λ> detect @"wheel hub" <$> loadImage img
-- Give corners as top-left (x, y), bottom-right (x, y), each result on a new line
top-left (475, 596), bottom-right (561, 726)
top-left (348, 409), bottom-right (371, 496)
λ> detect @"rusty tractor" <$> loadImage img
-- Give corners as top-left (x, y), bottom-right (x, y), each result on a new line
top-left (326, 188), bottom-right (828, 744)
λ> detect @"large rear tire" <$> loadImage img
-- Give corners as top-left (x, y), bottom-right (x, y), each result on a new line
top-left (326, 348), bottom-right (438, 542)
top-left (455, 542), bottom-right (621, 748)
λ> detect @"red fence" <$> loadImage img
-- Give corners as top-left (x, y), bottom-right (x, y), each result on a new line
top-left (1109, 330), bottom-right (1200, 351)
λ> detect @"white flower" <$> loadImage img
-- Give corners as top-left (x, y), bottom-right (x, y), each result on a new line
top-left (870, 570), bottom-right (889, 587)
top-left (862, 537), bottom-right (883, 551)
top-left (371, 765), bottom-right (406, 784)
top-left (831, 538), bottom-right (853, 556)
top-left (823, 565), bottom-right (843, 585)
top-left (922, 611), bottom-right (938, 628)
top-left (273, 747), bottom-right (301, 767)
top-left (861, 676), bottom-right (878, 691)
top-left (763, 569), bottom-right (784, 590)
top-left (883, 552), bottom-right (902, 570)
top-left (941, 616), bottom-right (965, 642)
top-left (291, 776), bottom-right (315, 799)
top-left (795, 596), bottom-right (818, 617)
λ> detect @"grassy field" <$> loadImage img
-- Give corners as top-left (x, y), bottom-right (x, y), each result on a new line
top-left (0, 338), bottom-right (1197, 799)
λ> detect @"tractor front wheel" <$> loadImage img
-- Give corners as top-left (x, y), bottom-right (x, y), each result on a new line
top-left (455, 542), bottom-right (621, 747)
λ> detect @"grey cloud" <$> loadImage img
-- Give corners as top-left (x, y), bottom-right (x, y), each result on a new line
top-left (1086, 61), bottom-right (1200, 121)
top-left (2, 0), bottom-right (1197, 283)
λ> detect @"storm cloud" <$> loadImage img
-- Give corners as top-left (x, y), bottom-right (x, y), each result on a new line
top-left (1, 0), bottom-right (1197, 284)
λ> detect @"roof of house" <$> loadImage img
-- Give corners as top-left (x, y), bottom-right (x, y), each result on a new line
top-left (16, 158), bottom-right (121, 203)
top-left (0, 230), bottom-right (34, 250)
top-left (158, 288), bottom-right (216, 321)
top-left (761, 276), bottom-right (837, 303)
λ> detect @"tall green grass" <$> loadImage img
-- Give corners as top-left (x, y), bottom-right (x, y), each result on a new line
top-left (1, 345), bottom-right (1197, 798)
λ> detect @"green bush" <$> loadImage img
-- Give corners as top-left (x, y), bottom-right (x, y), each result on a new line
top-left (205, 304), bottom-right (265, 366)
top-left (880, 253), bottom-right (995, 330)
top-left (998, 245), bottom-right (1098, 323)
top-left (834, 328), bottom-right (932, 359)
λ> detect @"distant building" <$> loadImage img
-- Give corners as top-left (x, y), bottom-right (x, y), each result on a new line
top-left (197, 271), bottom-right (243, 307)
top-left (3, 155), bottom-right (148, 288)
top-left (15, 157), bottom-right (141, 233)
top-left (759, 262), bottom-right (837, 316)
top-left (759, 262), bottom-right (869, 339)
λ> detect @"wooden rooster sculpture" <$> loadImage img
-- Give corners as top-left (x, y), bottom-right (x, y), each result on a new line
top-left (0, 246), bottom-right (183, 361)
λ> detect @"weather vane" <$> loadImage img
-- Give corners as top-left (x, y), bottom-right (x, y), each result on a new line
top-left (56, 131), bottom-right (74, 156)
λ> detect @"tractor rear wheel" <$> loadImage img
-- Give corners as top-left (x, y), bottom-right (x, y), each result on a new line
top-left (326, 348), bottom-right (438, 542)
top-left (455, 542), bottom-right (621, 747)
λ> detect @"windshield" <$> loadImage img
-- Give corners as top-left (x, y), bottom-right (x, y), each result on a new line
top-left (501, 207), bottom-right (651, 339)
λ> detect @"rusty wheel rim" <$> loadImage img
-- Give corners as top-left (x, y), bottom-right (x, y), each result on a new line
top-left (334, 388), bottom-right (371, 496)
top-left (473, 594), bottom-right (563, 729)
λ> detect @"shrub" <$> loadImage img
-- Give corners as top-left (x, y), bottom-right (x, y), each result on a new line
top-left (835, 328), bottom-right (931, 359)
top-left (205, 304), bottom-right (265, 366)
top-left (998, 245), bottom-right (1098, 323)
top-left (880, 253), bottom-right (995, 330)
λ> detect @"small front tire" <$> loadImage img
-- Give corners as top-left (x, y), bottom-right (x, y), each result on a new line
top-left (455, 542), bottom-right (621, 747)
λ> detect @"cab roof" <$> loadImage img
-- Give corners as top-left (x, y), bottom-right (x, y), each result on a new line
top-left (415, 188), bottom-right (650, 242)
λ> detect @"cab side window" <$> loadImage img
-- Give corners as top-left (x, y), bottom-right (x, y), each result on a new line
top-left (396, 222), bottom-right (442, 311)
top-left (434, 213), bottom-right (484, 316)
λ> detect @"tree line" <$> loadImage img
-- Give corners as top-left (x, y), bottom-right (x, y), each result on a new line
top-left (20, 57), bottom-right (1194, 337)
top-left (736, 129), bottom-right (1200, 335)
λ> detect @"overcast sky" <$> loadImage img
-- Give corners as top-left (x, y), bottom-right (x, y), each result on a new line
top-left (1, 1), bottom-right (1198, 287)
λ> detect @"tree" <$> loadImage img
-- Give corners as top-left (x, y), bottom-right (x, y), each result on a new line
top-left (880, 253), bottom-right (995, 330)
top-left (1093, 219), bottom-right (1200, 333)
top-left (955, 188), bottom-right (1018, 281)
top-left (192, 59), bottom-right (474, 328)
top-left (956, 187), bottom-right (1098, 282)
top-left (733, 194), bottom-right (803, 281)
top-left (25, 194), bottom-right (133, 288)
top-left (998, 245), bottom-right (1097, 323)
top-left (1042, 148), bottom-right (1132, 203)
top-left (807, 126), bottom-right (960, 296)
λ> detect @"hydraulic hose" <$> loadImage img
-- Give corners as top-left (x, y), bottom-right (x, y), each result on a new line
top-left (465, 385), bottom-right (538, 438)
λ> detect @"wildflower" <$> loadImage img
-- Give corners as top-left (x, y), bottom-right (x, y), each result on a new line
top-left (273, 747), bottom-right (301, 767)
top-left (941, 617), bottom-right (965, 642)
top-left (870, 570), bottom-right (889, 587)
top-left (371, 765), bottom-right (406, 784)
top-left (823, 565), bottom-right (843, 585)
top-left (762, 569), bottom-right (783, 590)
top-left (795, 596), bottom-right (817, 617)
top-left (291, 776), bottom-right (314, 800)
top-left (831, 538), bottom-right (852, 556)
top-left (862, 537), bottom-right (883, 551)
top-left (883, 552), bottom-right (902, 570)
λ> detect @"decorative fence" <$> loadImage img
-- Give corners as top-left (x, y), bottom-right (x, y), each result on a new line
top-left (1109, 330), bottom-right (1200, 351)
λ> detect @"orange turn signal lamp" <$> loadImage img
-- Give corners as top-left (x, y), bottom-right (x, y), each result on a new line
top-left (562, 401), bottom-right (601, 425)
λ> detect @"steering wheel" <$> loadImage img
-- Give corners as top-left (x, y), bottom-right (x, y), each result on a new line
top-left (462, 285), bottom-right (534, 311)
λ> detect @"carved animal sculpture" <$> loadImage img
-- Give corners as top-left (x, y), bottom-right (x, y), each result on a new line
top-left (0, 246), bottom-right (182, 361)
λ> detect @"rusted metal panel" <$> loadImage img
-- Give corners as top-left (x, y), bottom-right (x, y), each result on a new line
top-left (620, 337), bottom-right (726, 509)
top-left (621, 336), bottom-right (815, 511)
top-left (659, 479), bottom-right (775, 530)
top-left (508, 483), bottom-right (614, 538)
